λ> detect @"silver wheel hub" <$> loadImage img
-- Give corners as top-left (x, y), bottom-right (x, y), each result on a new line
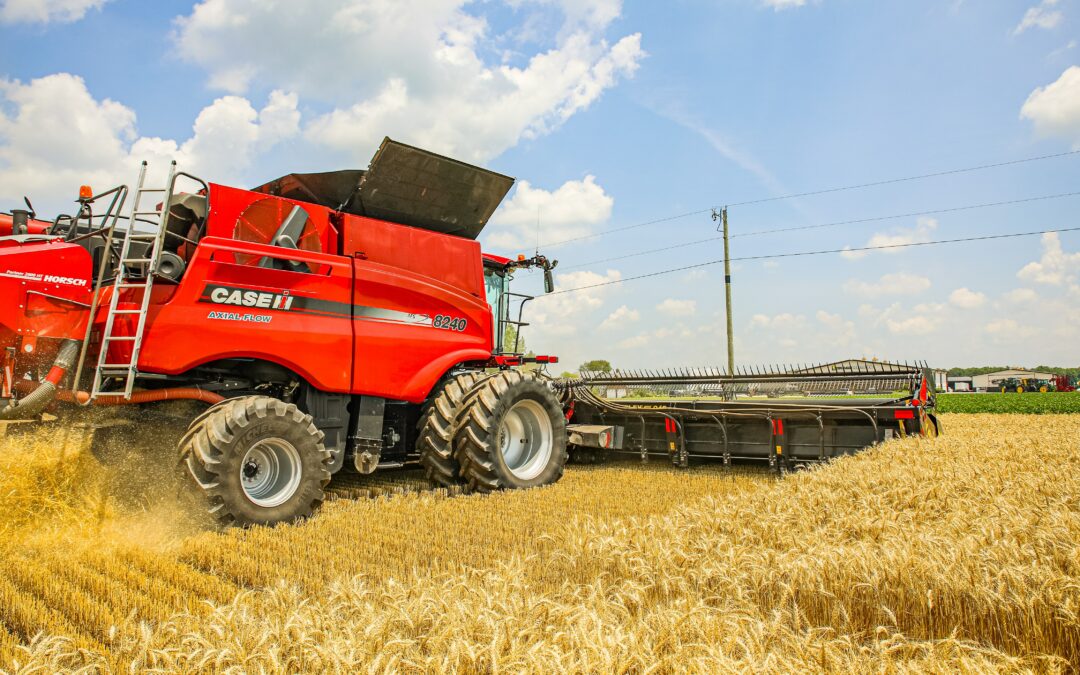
top-left (241, 438), bottom-right (302, 508)
top-left (496, 399), bottom-right (553, 480)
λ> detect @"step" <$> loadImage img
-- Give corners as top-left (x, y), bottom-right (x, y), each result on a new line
top-left (122, 258), bottom-right (153, 264)
top-left (116, 282), bottom-right (149, 289)
top-left (102, 336), bottom-right (136, 342)
top-left (98, 364), bottom-right (134, 370)
top-left (110, 309), bottom-right (143, 315)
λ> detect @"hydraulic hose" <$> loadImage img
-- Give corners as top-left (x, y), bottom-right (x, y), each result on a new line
top-left (13, 380), bottom-right (224, 407)
top-left (4, 334), bottom-right (224, 417)
top-left (55, 387), bottom-right (224, 406)
top-left (0, 339), bottom-right (79, 420)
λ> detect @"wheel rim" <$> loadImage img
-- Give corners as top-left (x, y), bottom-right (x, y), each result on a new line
top-left (240, 438), bottom-right (302, 508)
top-left (496, 399), bottom-right (553, 481)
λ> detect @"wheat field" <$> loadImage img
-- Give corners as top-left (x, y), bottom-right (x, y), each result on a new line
top-left (0, 413), bottom-right (1077, 673)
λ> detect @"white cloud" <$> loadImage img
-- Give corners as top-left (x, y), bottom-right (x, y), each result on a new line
top-left (0, 74), bottom-right (298, 214)
top-left (815, 310), bottom-right (855, 347)
top-left (176, 0), bottom-right (644, 165)
top-left (1003, 288), bottom-right (1038, 303)
top-left (1021, 66), bottom-right (1080, 147)
top-left (0, 0), bottom-right (108, 23)
top-left (599, 305), bottom-right (639, 330)
top-left (749, 312), bottom-right (805, 329)
top-left (654, 105), bottom-right (786, 198)
top-left (486, 175), bottom-right (613, 251)
top-left (1017, 232), bottom-right (1080, 285)
top-left (1014, 0), bottom-right (1063, 34)
top-left (526, 268), bottom-right (621, 341)
top-left (984, 318), bottom-right (1037, 340)
top-left (762, 0), bottom-right (808, 9)
top-left (886, 315), bottom-right (938, 336)
top-left (948, 287), bottom-right (987, 309)
top-left (656, 298), bottom-right (696, 317)
top-left (842, 272), bottom-right (931, 297)
top-left (616, 333), bottom-right (650, 349)
top-left (841, 217), bottom-right (937, 260)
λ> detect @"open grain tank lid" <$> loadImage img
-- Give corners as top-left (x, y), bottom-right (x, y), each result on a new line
top-left (250, 137), bottom-right (515, 240)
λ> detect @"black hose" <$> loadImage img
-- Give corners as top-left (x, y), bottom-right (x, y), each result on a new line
top-left (0, 339), bottom-right (79, 420)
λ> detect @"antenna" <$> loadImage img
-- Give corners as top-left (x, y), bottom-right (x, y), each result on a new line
top-left (535, 206), bottom-right (541, 255)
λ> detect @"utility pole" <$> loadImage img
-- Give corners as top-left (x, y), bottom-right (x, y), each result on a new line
top-left (713, 207), bottom-right (735, 374)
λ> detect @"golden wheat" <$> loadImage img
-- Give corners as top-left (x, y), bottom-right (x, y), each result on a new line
top-left (0, 413), bottom-right (1076, 672)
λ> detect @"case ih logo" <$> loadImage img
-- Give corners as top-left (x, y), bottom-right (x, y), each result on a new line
top-left (202, 284), bottom-right (295, 311)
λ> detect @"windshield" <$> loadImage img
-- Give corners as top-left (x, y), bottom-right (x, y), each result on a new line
top-left (484, 268), bottom-right (506, 352)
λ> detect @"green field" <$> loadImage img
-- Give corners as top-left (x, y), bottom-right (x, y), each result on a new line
top-left (937, 391), bottom-right (1080, 414)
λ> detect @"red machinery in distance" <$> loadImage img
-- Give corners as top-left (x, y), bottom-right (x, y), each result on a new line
top-left (1054, 375), bottom-right (1076, 392)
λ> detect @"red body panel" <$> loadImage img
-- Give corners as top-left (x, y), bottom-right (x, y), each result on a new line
top-left (0, 237), bottom-right (91, 345)
top-left (344, 214), bottom-right (485, 300)
top-left (1, 182), bottom-right (497, 403)
top-left (130, 237), bottom-right (356, 392)
top-left (352, 258), bottom-right (491, 401)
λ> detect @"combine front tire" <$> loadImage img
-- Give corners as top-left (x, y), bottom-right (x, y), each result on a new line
top-left (454, 371), bottom-right (567, 493)
top-left (417, 371), bottom-right (486, 486)
top-left (179, 396), bottom-right (331, 527)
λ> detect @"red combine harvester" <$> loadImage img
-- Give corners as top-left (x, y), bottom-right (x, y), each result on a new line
top-left (1, 138), bottom-right (939, 526)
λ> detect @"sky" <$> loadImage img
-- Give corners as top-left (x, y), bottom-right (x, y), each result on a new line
top-left (1, 0), bottom-right (1079, 371)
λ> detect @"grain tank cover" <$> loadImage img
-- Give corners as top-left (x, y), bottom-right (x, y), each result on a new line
top-left (251, 137), bottom-right (515, 240)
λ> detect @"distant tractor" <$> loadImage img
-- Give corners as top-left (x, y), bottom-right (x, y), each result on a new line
top-left (1000, 377), bottom-right (1052, 393)
top-left (1028, 379), bottom-right (1053, 393)
top-left (999, 378), bottom-right (1024, 393)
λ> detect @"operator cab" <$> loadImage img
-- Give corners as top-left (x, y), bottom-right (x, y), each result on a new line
top-left (482, 252), bottom-right (557, 358)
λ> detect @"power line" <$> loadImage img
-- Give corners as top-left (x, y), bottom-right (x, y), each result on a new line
top-left (731, 190), bottom-right (1080, 238)
top-left (548, 226), bottom-right (1080, 296)
top-left (724, 149), bottom-right (1080, 208)
top-left (560, 190), bottom-right (1080, 270)
top-left (542, 148), bottom-right (1080, 249)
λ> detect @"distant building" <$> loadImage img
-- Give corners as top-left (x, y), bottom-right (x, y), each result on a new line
top-left (971, 369), bottom-right (1055, 391)
top-left (947, 376), bottom-right (973, 392)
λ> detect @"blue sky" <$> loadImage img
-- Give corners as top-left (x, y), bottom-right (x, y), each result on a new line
top-left (1, 0), bottom-right (1078, 370)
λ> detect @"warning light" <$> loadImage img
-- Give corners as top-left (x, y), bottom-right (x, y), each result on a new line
top-left (517, 254), bottom-right (526, 261)
top-left (78, 185), bottom-right (93, 200)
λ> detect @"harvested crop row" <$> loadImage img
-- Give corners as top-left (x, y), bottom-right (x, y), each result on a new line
top-left (1, 414), bottom-right (1077, 672)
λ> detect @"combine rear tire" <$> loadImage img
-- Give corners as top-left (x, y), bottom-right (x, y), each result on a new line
top-left (454, 371), bottom-right (567, 493)
top-left (179, 396), bottom-right (331, 526)
top-left (417, 371), bottom-right (486, 486)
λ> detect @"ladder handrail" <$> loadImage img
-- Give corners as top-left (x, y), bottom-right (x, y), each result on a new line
top-left (88, 160), bottom-right (179, 401)
top-left (70, 184), bottom-right (130, 400)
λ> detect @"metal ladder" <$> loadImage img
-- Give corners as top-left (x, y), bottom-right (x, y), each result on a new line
top-left (90, 161), bottom-right (177, 401)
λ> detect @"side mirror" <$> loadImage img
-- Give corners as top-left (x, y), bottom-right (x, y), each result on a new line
top-left (544, 267), bottom-right (554, 294)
